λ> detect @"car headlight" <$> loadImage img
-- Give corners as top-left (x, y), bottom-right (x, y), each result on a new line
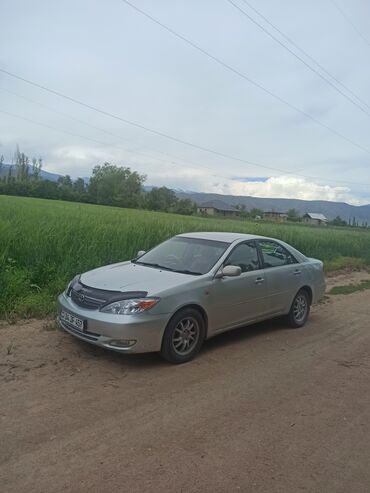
top-left (65, 274), bottom-right (80, 296)
top-left (100, 298), bottom-right (159, 315)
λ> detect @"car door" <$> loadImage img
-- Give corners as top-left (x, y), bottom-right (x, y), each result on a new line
top-left (257, 240), bottom-right (302, 315)
top-left (209, 240), bottom-right (269, 332)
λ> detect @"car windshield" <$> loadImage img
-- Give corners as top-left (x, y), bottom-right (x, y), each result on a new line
top-left (133, 237), bottom-right (229, 275)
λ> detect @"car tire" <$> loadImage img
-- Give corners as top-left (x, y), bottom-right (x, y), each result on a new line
top-left (160, 308), bottom-right (206, 364)
top-left (287, 289), bottom-right (310, 328)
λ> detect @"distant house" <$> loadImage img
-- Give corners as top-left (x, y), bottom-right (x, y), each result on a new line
top-left (263, 211), bottom-right (288, 223)
top-left (303, 213), bottom-right (328, 226)
top-left (197, 200), bottom-right (239, 217)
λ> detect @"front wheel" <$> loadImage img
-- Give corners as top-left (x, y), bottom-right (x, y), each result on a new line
top-left (160, 308), bottom-right (205, 364)
top-left (287, 289), bottom-right (310, 328)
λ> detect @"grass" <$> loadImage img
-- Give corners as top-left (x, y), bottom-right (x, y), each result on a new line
top-left (324, 256), bottom-right (369, 272)
top-left (329, 280), bottom-right (370, 295)
top-left (1, 195), bottom-right (370, 319)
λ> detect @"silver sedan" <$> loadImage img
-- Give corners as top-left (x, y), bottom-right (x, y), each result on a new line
top-left (57, 232), bottom-right (326, 363)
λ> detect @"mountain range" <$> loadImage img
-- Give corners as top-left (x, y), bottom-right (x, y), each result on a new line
top-left (1, 164), bottom-right (369, 223)
top-left (176, 191), bottom-right (370, 223)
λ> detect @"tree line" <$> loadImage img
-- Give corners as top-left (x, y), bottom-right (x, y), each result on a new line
top-left (0, 147), bottom-right (368, 226)
top-left (0, 148), bottom-right (196, 215)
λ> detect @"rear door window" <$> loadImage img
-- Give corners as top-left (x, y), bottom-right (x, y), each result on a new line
top-left (258, 240), bottom-right (297, 268)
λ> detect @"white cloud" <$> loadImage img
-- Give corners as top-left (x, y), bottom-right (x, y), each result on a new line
top-left (146, 167), bottom-right (365, 205)
top-left (10, 140), bottom-right (367, 205)
top-left (222, 175), bottom-right (358, 203)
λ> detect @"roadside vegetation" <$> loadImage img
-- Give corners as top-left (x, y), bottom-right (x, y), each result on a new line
top-left (329, 280), bottom-right (370, 295)
top-left (1, 195), bottom-right (370, 320)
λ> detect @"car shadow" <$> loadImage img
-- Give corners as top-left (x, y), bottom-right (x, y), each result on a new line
top-left (65, 316), bottom-right (290, 369)
top-left (202, 317), bottom-right (289, 355)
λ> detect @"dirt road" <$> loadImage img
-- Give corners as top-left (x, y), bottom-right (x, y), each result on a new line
top-left (1, 274), bottom-right (370, 492)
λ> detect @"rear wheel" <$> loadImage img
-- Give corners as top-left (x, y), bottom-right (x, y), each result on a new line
top-left (287, 289), bottom-right (310, 328)
top-left (160, 308), bottom-right (205, 364)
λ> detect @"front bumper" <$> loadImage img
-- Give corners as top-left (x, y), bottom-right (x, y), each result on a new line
top-left (57, 293), bottom-right (170, 353)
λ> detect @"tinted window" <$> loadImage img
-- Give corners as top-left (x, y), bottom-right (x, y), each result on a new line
top-left (259, 240), bottom-right (297, 268)
top-left (225, 242), bottom-right (260, 272)
top-left (134, 237), bottom-right (229, 275)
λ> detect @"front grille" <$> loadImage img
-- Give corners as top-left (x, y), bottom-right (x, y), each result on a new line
top-left (71, 289), bottom-right (104, 309)
top-left (69, 280), bottom-right (148, 310)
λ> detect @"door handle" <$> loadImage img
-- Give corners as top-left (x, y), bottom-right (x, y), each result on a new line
top-left (255, 277), bottom-right (264, 284)
top-left (293, 269), bottom-right (301, 275)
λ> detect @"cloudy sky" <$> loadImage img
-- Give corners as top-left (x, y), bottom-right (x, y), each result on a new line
top-left (1, 0), bottom-right (370, 204)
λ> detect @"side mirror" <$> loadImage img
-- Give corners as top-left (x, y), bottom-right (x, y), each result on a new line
top-left (136, 250), bottom-right (146, 258)
top-left (215, 265), bottom-right (242, 278)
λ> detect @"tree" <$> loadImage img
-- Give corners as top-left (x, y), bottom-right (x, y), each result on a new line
top-left (88, 162), bottom-right (146, 208)
top-left (56, 175), bottom-right (75, 201)
top-left (7, 165), bottom-right (13, 183)
top-left (144, 186), bottom-right (177, 212)
top-left (31, 157), bottom-right (42, 180)
top-left (235, 203), bottom-right (249, 219)
top-left (287, 208), bottom-right (300, 222)
top-left (173, 198), bottom-right (196, 215)
top-left (15, 147), bottom-right (30, 182)
top-left (58, 175), bottom-right (73, 187)
top-left (250, 208), bottom-right (264, 220)
top-left (330, 215), bottom-right (347, 227)
top-left (73, 178), bottom-right (86, 195)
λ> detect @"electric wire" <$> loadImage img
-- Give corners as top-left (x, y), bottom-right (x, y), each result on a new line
top-left (1, 68), bottom-right (369, 187)
top-left (238, 0), bottom-right (370, 111)
top-left (330, 0), bottom-right (370, 47)
top-left (227, 0), bottom-right (370, 115)
top-left (0, 86), bottom-right (224, 179)
top-left (116, 0), bottom-right (370, 156)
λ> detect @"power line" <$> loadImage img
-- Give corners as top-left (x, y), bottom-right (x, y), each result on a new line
top-left (116, 0), bottom-right (370, 156)
top-left (227, 0), bottom-right (370, 115)
top-left (0, 86), bottom-right (329, 175)
top-left (0, 109), bottom-right (108, 146)
top-left (2, 105), bottom-right (368, 187)
top-left (0, 68), bottom-right (369, 187)
top-left (331, 0), bottom-right (370, 47)
top-left (0, 86), bottom-right (224, 179)
top-left (238, 0), bottom-right (370, 111)
top-left (0, 106), bottom-right (232, 181)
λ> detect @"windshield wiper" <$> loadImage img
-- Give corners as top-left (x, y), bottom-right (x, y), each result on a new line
top-left (171, 269), bottom-right (202, 275)
top-left (133, 261), bottom-right (174, 271)
top-left (132, 261), bottom-right (201, 275)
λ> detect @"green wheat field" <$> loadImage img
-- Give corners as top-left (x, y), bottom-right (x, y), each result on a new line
top-left (1, 195), bottom-right (369, 319)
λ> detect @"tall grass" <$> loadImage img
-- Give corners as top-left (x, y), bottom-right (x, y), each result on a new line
top-left (1, 195), bottom-right (370, 318)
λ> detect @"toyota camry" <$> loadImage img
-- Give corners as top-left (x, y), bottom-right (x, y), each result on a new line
top-left (58, 232), bottom-right (326, 363)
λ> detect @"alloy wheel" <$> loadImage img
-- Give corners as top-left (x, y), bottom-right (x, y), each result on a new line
top-left (293, 294), bottom-right (308, 323)
top-left (172, 317), bottom-right (200, 356)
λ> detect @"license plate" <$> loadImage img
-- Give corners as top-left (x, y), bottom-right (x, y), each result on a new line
top-left (60, 310), bottom-right (85, 331)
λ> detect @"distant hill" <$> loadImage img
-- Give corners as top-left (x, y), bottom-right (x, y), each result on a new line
top-left (0, 164), bottom-right (62, 182)
top-left (175, 190), bottom-right (370, 223)
top-left (1, 163), bottom-right (369, 223)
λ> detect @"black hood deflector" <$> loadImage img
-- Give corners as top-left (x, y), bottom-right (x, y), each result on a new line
top-left (71, 280), bottom-right (147, 310)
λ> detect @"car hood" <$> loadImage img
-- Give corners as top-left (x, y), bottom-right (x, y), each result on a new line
top-left (80, 261), bottom-right (194, 295)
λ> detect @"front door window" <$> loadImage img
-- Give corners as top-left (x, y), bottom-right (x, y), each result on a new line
top-left (225, 241), bottom-right (260, 272)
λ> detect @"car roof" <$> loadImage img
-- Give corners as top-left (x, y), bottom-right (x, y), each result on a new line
top-left (176, 231), bottom-right (268, 243)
